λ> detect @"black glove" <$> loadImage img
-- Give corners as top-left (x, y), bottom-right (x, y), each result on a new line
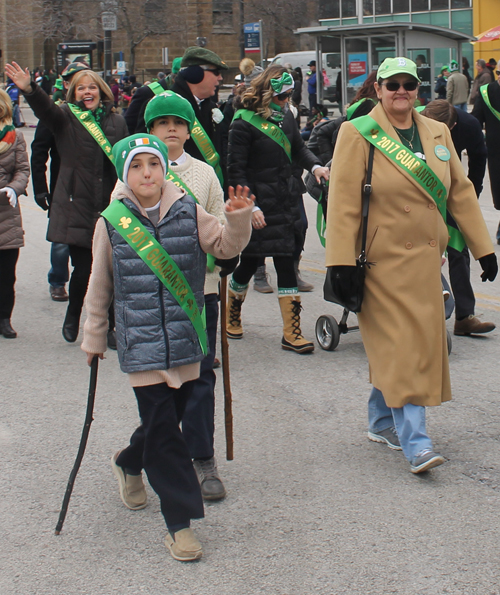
top-left (215, 255), bottom-right (239, 278)
top-left (34, 192), bottom-right (50, 211)
top-left (328, 265), bottom-right (359, 300)
top-left (479, 253), bottom-right (498, 282)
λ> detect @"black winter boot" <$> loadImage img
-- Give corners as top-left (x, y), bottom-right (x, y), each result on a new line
top-left (0, 319), bottom-right (17, 338)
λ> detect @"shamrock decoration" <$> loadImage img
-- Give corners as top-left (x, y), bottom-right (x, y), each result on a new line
top-left (119, 216), bottom-right (132, 229)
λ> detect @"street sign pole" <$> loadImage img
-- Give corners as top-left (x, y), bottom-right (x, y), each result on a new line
top-left (259, 19), bottom-right (264, 67)
top-left (104, 29), bottom-right (112, 82)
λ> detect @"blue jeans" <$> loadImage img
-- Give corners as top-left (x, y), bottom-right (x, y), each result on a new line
top-left (48, 243), bottom-right (70, 288)
top-left (368, 387), bottom-right (433, 462)
top-left (455, 102), bottom-right (467, 111)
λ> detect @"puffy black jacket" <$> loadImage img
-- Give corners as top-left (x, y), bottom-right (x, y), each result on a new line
top-left (124, 79), bottom-right (169, 134)
top-left (23, 83), bottom-right (128, 248)
top-left (228, 110), bottom-right (319, 257)
top-left (308, 99), bottom-right (376, 165)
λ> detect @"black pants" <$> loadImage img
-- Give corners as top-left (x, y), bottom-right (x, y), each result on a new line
top-left (233, 255), bottom-right (297, 289)
top-left (67, 245), bottom-right (93, 318)
top-left (0, 248), bottom-right (19, 319)
top-left (448, 245), bottom-right (475, 319)
top-left (182, 293), bottom-right (218, 459)
top-left (116, 381), bottom-right (204, 528)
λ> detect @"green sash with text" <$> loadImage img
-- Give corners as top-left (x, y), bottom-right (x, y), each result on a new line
top-left (233, 109), bottom-right (292, 162)
top-left (101, 199), bottom-right (207, 355)
top-left (350, 115), bottom-right (465, 252)
top-left (67, 103), bottom-right (114, 163)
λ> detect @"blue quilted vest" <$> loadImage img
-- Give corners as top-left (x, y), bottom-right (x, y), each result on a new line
top-left (105, 195), bottom-right (207, 373)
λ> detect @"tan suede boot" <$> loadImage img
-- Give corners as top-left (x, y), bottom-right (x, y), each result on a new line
top-left (278, 295), bottom-right (314, 354)
top-left (226, 286), bottom-right (248, 339)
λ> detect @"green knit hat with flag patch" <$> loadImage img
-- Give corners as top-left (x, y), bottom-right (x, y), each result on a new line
top-left (144, 90), bottom-right (196, 132)
top-left (112, 133), bottom-right (169, 186)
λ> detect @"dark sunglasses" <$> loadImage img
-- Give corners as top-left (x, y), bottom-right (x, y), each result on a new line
top-left (203, 67), bottom-right (222, 77)
top-left (276, 90), bottom-right (293, 100)
top-left (382, 81), bottom-right (419, 91)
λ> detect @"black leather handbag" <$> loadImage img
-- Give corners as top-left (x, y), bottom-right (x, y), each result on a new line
top-left (323, 144), bottom-right (375, 313)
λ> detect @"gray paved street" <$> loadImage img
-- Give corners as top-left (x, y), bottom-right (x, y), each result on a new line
top-left (2, 107), bottom-right (500, 594)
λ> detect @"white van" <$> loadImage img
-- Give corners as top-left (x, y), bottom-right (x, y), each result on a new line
top-left (269, 50), bottom-right (341, 107)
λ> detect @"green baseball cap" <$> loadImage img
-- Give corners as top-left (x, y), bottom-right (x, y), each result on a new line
top-left (61, 62), bottom-right (90, 80)
top-left (112, 134), bottom-right (168, 185)
top-left (181, 47), bottom-right (228, 70)
top-left (144, 91), bottom-right (196, 132)
top-left (377, 57), bottom-right (421, 82)
top-left (441, 65), bottom-right (450, 73)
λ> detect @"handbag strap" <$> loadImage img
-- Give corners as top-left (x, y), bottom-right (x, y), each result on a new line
top-left (359, 144), bottom-right (375, 264)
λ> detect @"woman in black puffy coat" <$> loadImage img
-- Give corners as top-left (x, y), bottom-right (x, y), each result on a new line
top-left (226, 66), bottom-right (329, 354)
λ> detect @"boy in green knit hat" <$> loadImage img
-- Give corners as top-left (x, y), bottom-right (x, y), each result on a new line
top-left (82, 133), bottom-right (253, 561)
top-left (111, 91), bottom-right (230, 502)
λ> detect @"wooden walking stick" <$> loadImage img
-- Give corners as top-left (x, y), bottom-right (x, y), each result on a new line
top-left (55, 356), bottom-right (99, 535)
top-left (219, 276), bottom-right (234, 460)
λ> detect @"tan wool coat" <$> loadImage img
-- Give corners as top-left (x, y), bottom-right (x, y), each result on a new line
top-left (325, 102), bottom-right (494, 408)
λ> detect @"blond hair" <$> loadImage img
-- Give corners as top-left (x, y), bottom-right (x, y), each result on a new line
top-left (66, 70), bottom-right (114, 105)
top-left (0, 89), bottom-right (13, 122)
top-left (242, 66), bottom-right (288, 120)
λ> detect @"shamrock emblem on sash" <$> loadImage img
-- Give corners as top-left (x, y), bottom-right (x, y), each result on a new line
top-left (119, 216), bottom-right (132, 229)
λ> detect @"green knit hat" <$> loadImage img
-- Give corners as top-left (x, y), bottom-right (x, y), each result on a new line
top-left (144, 91), bottom-right (196, 132)
top-left (449, 60), bottom-right (459, 72)
top-left (112, 134), bottom-right (168, 186)
top-left (377, 57), bottom-right (420, 82)
top-left (172, 57), bottom-right (182, 75)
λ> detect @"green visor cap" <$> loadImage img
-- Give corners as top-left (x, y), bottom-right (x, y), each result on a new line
top-left (144, 91), bottom-right (196, 132)
top-left (377, 57), bottom-right (421, 82)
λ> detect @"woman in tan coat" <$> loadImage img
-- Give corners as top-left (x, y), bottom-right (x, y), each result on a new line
top-left (325, 57), bottom-right (497, 473)
top-left (0, 89), bottom-right (30, 338)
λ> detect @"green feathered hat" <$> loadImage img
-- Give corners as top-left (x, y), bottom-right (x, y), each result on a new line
top-left (112, 134), bottom-right (168, 186)
top-left (144, 90), bottom-right (196, 132)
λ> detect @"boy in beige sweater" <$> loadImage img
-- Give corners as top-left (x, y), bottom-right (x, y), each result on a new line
top-left (82, 133), bottom-right (253, 561)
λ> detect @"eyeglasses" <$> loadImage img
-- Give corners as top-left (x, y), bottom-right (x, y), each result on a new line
top-left (496, 70), bottom-right (500, 76)
top-left (276, 90), bottom-right (293, 100)
top-left (381, 81), bottom-right (419, 92)
top-left (201, 66), bottom-right (222, 77)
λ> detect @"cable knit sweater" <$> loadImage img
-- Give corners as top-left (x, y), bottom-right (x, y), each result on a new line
top-left (111, 153), bottom-right (225, 295)
top-left (82, 179), bottom-right (252, 388)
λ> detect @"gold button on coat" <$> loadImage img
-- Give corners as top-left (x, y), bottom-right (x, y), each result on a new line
top-left (404, 205), bottom-right (411, 212)
top-left (428, 203), bottom-right (436, 210)
top-left (406, 242), bottom-right (413, 249)
top-left (430, 240), bottom-right (437, 247)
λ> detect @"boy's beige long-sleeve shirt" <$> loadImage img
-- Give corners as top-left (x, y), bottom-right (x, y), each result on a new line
top-left (81, 180), bottom-right (252, 388)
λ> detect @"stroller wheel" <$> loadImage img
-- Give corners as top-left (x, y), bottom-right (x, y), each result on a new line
top-left (315, 315), bottom-right (340, 351)
top-left (447, 329), bottom-right (452, 355)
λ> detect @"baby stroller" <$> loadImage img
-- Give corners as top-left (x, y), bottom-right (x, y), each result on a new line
top-left (304, 173), bottom-right (454, 355)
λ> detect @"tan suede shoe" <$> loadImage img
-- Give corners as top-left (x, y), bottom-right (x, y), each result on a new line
top-left (110, 451), bottom-right (147, 510)
top-left (454, 315), bottom-right (495, 336)
top-left (165, 528), bottom-right (203, 562)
